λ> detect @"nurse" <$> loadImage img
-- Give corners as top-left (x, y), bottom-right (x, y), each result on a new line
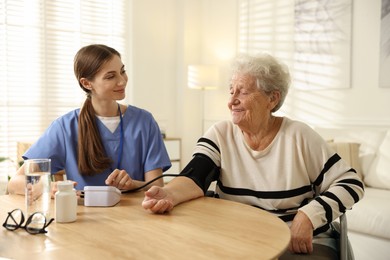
top-left (7, 44), bottom-right (171, 195)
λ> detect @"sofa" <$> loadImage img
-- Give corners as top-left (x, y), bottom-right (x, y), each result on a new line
top-left (315, 127), bottom-right (390, 260)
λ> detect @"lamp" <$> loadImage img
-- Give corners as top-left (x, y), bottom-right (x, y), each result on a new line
top-left (187, 65), bottom-right (219, 133)
top-left (188, 65), bottom-right (219, 90)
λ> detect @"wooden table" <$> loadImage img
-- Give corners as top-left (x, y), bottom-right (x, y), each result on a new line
top-left (0, 192), bottom-right (290, 260)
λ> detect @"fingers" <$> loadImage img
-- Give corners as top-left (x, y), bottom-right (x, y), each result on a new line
top-left (142, 186), bottom-right (173, 213)
top-left (117, 178), bottom-right (132, 190)
top-left (142, 198), bottom-right (173, 214)
top-left (51, 182), bottom-right (58, 199)
top-left (153, 200), bottom-right (173, 213)
top-left (289, 234), bottom-right (313, 254)
top-left (142, 198), bottom-right (157, 210)
top-left (144, 186), bottom-right (160, 197)
top-left (105, 169), bottom-right (119, 185)
top-left (106, 170), bottom-right (132, 190)
top-left (289, 239), bottom-right (312, 254)
top-left (306, 240), bottom-right (313, 253)
top-left (26, 183), bottom-right (33, 205)
top-left (289, 211), bottom-right (314, 254)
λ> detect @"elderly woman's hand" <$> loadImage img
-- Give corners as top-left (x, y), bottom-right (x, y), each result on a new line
top-left (142, 186), bottom-right (174, 214)
top-left (289, 211), bottom-right (314, 254)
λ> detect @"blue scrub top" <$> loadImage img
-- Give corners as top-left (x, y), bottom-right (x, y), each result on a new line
top-left (24, 105), bottom-right (171, 190)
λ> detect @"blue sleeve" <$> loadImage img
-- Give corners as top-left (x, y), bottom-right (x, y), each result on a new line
top-left (143, 115), bottom-right (171, 173)
top-left (23, 120), bottom-right (67, 174)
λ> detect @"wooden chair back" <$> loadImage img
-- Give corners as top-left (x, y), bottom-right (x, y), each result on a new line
top-left (17, 142), bottom-right (66, 181)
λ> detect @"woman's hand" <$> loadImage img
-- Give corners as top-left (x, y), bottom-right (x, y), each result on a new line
top-left (142, 186), bottom-right (174, 214)
top-left (105, 169), bottom-right (133, 190)
top-left (289, 211), bottom-right (314, 254)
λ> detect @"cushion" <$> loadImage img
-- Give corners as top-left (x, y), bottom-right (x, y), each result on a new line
top-left (315, 127), bottom-right (387, 176)
top-left (327, 142), bottom-right (363, 179)
top-left (364, 130), bottom-right (390, 190)
top-left (332, 132), bottom-right (386, 177)
top-left (347, 187), bottom-right (390, 239)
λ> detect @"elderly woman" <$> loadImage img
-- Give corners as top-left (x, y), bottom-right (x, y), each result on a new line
top-left (142, 53), bottom-right (364, 259)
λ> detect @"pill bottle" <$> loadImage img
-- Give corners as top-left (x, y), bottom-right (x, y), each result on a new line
top-left (55, 181), bottom-right (77, 223)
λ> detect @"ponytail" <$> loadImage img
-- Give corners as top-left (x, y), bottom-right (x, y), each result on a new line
top-left (77, 97), bottom-right (112, 175)
top-left (74, 44), bottom-right (121, 175)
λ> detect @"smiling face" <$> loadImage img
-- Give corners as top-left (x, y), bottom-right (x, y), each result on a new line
top-left (228, 73), bottom-right (275, 130)
top-left (80, 55), bottom-right (128, 102)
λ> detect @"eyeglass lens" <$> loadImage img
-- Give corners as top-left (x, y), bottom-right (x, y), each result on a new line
top-left (3, 209), bottom-right (54, 234)
top-left (3, 209), bottom-right (24, 231)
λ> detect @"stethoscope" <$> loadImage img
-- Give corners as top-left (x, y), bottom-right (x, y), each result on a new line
top-left (117, 103), bottom-right (124, 169)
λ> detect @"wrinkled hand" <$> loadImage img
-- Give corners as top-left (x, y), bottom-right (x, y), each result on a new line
top-left (105, 169), bottom-right (133, 190)
top-left (142, 186), bottom-right (174, 214)
top-left (289, 211), bottom-right (314, 254)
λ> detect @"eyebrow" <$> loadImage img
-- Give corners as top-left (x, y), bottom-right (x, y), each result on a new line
top-left (104, 65), bottom-right (126, 75)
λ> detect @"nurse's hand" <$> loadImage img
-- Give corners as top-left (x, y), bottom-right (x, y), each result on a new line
top-left (106, 169), bottom-right (133, 190)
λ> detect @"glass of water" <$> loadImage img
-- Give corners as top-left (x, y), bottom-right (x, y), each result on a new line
top-left (24, 159), bottom-right (52, 224)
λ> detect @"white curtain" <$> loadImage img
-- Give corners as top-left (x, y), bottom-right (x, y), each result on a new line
top-left (0, 0), bottom-right (129, 179)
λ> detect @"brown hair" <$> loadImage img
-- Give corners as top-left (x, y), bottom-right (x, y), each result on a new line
top-left (74, 44), bottom-right (121, 175)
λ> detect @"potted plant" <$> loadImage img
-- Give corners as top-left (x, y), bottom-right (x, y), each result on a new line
top-left (0, 157), bottom-right (11, 194)
top-left (0, 156), bottom-right (14, 181)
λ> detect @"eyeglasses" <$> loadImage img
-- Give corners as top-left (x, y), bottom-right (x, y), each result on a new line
top-left (2, 209), bottom-right (54, 235)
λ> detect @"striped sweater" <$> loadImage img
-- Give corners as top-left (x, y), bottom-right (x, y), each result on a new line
top-left (193, 117), bottom-right (364, 234)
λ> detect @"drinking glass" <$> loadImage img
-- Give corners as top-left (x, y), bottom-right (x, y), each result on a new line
top-left (24, 159), bottom-right (52, 225)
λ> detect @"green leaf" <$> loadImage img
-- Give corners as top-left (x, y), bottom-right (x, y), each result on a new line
top-left (0, 157), bottom-right (10, 163)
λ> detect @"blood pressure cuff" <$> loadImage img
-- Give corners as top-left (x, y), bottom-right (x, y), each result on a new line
top-left (179, 153), bottom-right (220, 194)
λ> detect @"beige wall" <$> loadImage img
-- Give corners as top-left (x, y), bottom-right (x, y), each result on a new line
top-left (129, 0), bottom-right (236, 165)
top-left (129, 0), bottom-right (390, 168)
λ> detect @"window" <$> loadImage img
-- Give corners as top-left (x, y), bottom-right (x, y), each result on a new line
top-left (0, 0), bottom-right (129, 179)
top-left (238, 0), bottom-right (352, 90)
top-left (238, 0), bottom-right (295, 64)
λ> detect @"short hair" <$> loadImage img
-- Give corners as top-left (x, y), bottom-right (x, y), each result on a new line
top-left (231, 53), bottom-right (291, 112)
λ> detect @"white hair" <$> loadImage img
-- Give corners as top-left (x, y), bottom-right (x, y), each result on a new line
top-left (231, 53), bottom-right (291, 112)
